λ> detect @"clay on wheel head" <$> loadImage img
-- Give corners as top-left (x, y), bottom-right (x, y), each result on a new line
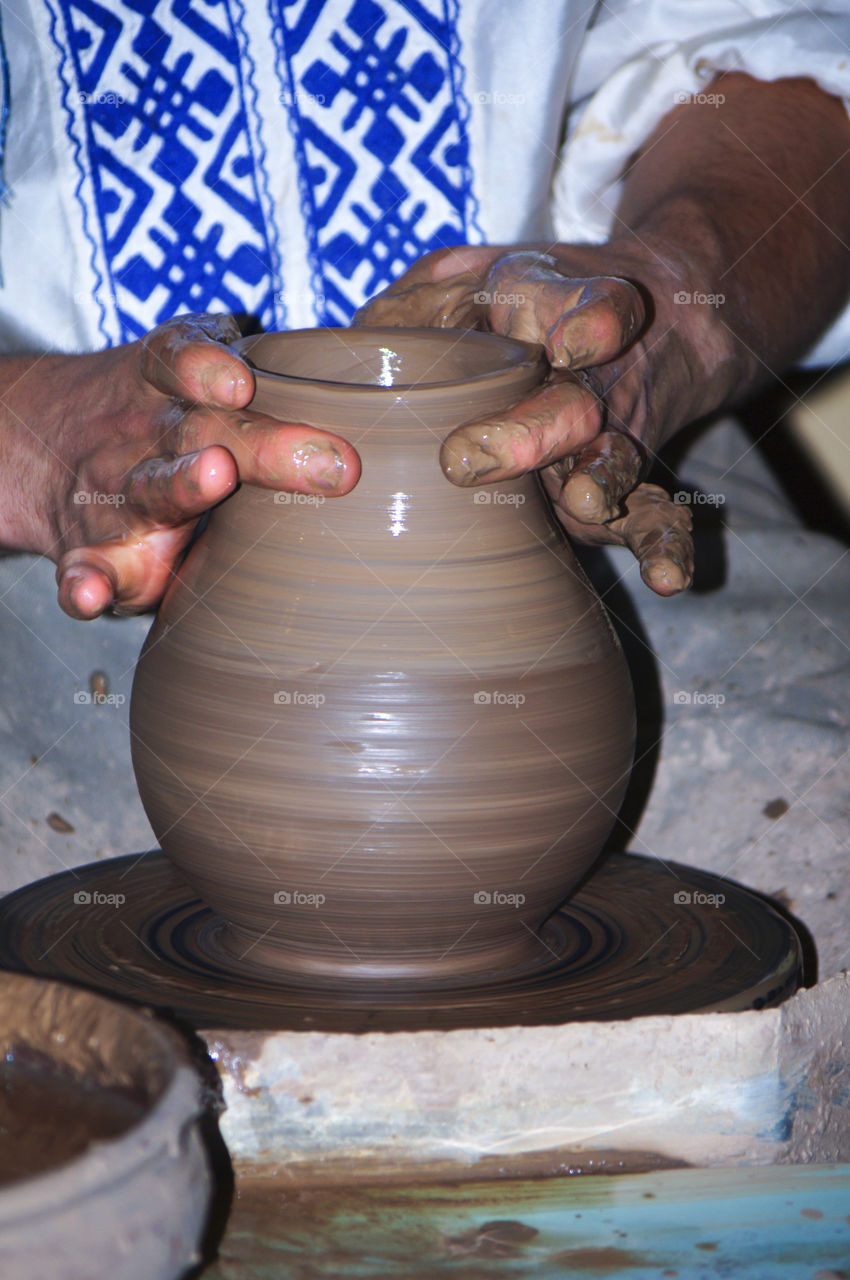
top-left (130, 328), bottom-right (636, 984)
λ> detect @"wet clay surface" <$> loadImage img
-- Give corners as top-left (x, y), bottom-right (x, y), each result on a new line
top-left (0, 852), bottom-right (801, 1031)
top-left (202, 1163), bottom-right (850, 1278)
top-left (131, 328), bottom-right (636, 985)
top-left (0, 1058), bottom-right (143, 1185)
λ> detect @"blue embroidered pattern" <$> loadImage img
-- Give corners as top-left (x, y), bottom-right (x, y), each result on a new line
top-left (0, 7), bottom-right (10, 205)
top-left (44, 0), bottom-right (479, 340)
top-left (271, 0), bottom-right (481, 324)
top-left (46, 0), bottom-right (283, 343)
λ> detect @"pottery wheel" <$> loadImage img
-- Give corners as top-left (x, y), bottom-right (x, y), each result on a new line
top-left (0, 853), bottom-right (801, 1032)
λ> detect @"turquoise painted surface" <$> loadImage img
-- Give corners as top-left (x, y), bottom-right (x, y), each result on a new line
top-left (206, 1163), bottom-right (850, 1277)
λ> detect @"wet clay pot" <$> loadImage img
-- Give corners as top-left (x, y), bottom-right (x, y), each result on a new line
top-left (131, 328), bottom-right (635, 984)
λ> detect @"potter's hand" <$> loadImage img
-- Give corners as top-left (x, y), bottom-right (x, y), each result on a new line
top-left (360, 72), bottom-right (850, 596)
top-left (358, 72), bottom-right (850, 595)
top-left (0, 314), bottom-right (359, 619)
top-left (356, 246), bottom-right (693, 596)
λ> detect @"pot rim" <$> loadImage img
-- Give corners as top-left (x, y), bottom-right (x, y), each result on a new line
top-left (0, 974), bottom-right (204, 1226)
top-left (234, 326), bottom-right (547, 397)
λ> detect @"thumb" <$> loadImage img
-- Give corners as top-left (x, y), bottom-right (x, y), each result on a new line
top-left (481, 253), bottom-right (645, 369)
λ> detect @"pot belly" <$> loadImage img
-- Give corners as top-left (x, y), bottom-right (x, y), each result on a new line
top-left (132, 649), bottom-right (634, 983)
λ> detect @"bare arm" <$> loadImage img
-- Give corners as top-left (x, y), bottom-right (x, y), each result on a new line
top-left (606, 70), bottom-right (850, 429)
top-left (359, 73), bottom-right (850, 593)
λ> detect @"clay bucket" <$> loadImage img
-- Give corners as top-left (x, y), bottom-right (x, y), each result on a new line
top-left (0, 972), bottom-right (210, 1279)
top-left (131, 328), bottom-right (635, 984)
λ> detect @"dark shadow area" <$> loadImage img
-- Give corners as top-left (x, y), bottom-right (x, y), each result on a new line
top-left (573, 544), bottom-right (663, 857)
top-left (164, 1017), bottom-right (235, 1279)
top-left (661, 374), bottom-right (850, 542)
top-left (687, 521), bottom-right (728, 595)
top-left (234, 311), bottom-right (265, 337)
top-left (737, 368), bottom-right (850, 544)
top-left (746, 886), bottom-right (819, 990)
top-left (644, 368), bottom-right (850, 599)
top-left (570, 363), bottom-right (850, 865)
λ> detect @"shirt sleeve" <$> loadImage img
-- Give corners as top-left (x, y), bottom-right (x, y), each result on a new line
top-left (553, 0), bottom-right (850, 367)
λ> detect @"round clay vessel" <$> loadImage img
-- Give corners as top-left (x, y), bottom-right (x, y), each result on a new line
top-left (131, 327), bottom-right (635, 984)
top-left (0, 973), bottom-right (210, 1280)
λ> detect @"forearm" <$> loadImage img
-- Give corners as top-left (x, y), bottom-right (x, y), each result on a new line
top-left (0, 354), bottom-right (69, 555)
top-left (610, 72), bottom-right (850, 418)
top-left (356, 72), bottom-right (850, 590)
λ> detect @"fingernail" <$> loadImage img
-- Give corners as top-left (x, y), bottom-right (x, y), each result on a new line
top-left (644, 558), bottom-right (687, 596)
top-left (294, 442), bottom-right (344, 490)
top-left (440, 438), bottom-right (502, 486)
top-left (203, 366), bottom-right (248, 405)
top-left (61, 571), bottom-right (104, 619)
top-left (564, 473), bottom-right (614, 523)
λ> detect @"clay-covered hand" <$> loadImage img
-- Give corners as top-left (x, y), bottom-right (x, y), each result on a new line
top-left (356, 74), bottom-right (850, 595)
top-left (1, 314), bottom-right (359, 619)
top-left (356, 245), bottom-right (697, 595)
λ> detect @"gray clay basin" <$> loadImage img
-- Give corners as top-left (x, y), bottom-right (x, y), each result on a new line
top-left (0, 972), bottom-right (211, 1279)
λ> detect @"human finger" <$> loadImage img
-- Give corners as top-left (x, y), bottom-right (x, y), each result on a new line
top-left (621, 485), bottom-right (694, 596)
top-left (57, 524), bottom-right (194, 619)
top-left (354, 246), bottom-right (502, 327)
top-left (439, 374), bottom-right (602, 487)
top-left (544, 479), bottom-right (693, 596)
top-left (481, 253), bottom-right (645, 368)
top-left (354, 274), bottom-right (483, 330)
top-left (175, 409), bottom-right (361, 495)
top-left (556, 430), bottom-right (645, 525)
top-left (139, 314), bottom-right (254, 408)
top-left (124, 446), bottom-right (238, 525)
top-left (56, 560), bottom-right (118, 620)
